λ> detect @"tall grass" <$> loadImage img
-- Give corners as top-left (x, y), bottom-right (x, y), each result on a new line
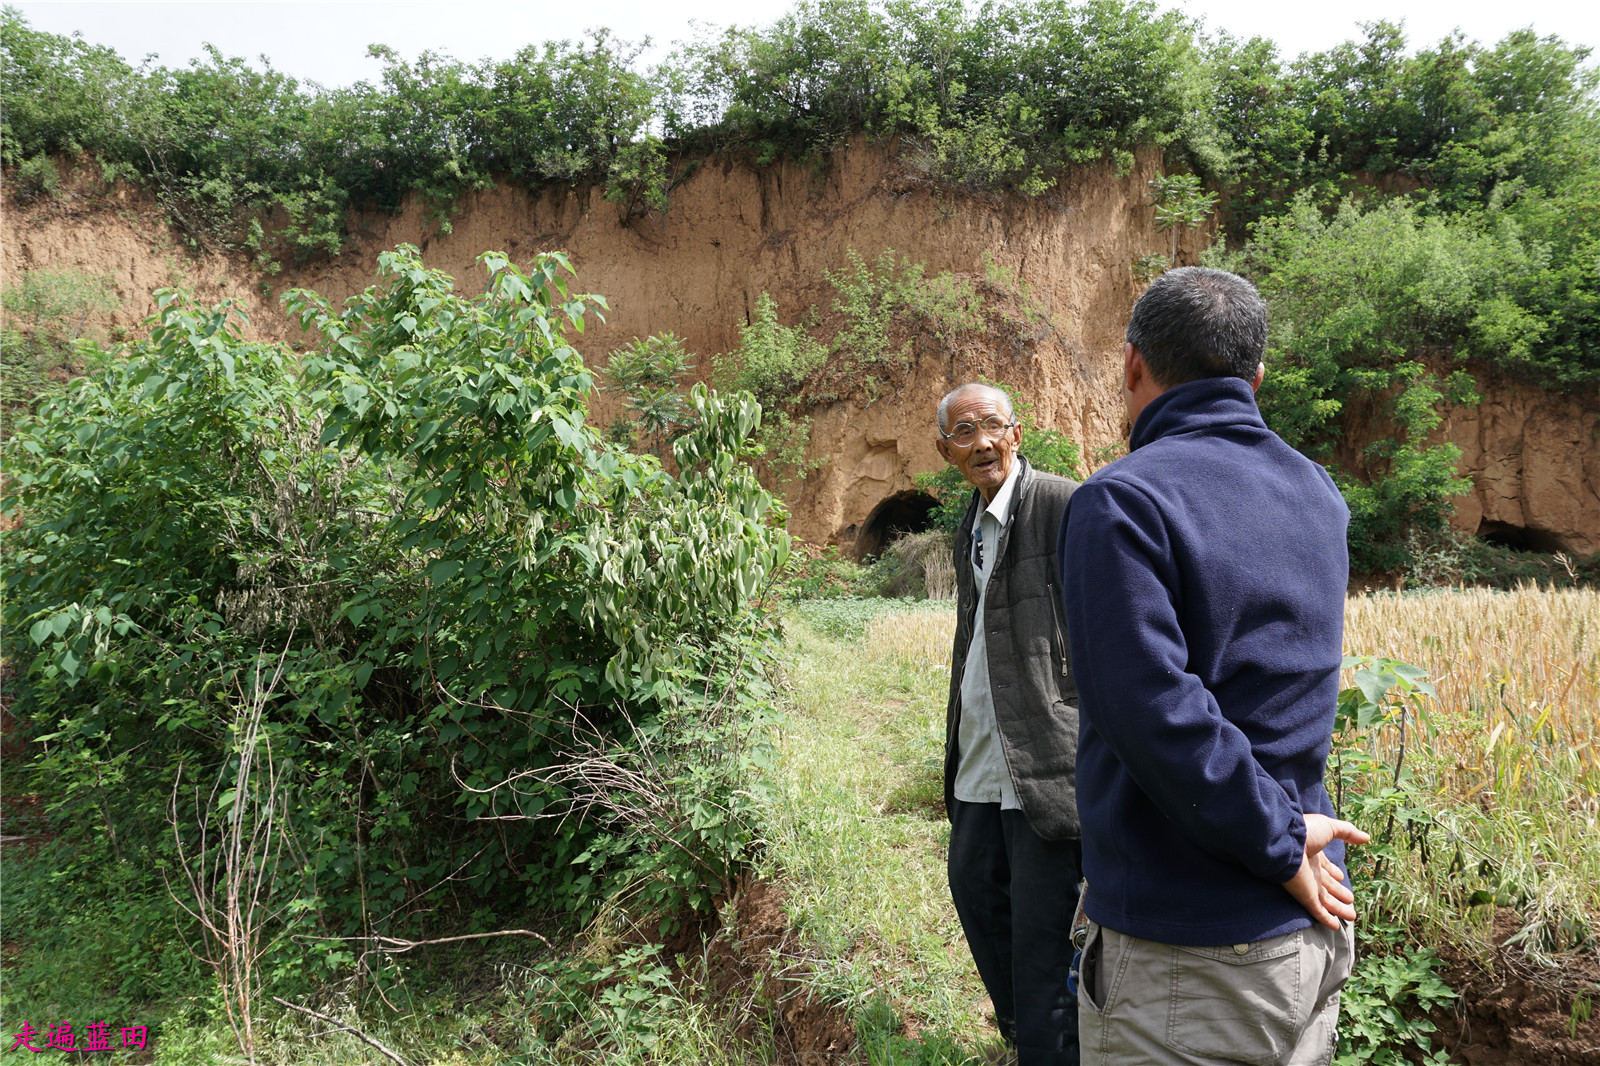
top-left (764, 604), bottom-right (997, 1058)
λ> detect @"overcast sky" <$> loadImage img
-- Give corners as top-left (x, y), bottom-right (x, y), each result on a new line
top-left (11, 0), bottom-right (1599, 89)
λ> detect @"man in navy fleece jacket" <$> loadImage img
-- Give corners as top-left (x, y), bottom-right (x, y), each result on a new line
top-left (1058, 267), bottom-right (1369, 1066)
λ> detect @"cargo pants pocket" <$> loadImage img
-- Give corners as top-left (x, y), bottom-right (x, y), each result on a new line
top-left (1167, 933), bottom-right (1305, 1066)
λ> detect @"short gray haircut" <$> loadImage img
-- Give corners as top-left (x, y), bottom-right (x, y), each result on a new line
top-left (937, 383), bottom-right (1014, 433)
top-left (1126, 267), bottom-right (1267, 386)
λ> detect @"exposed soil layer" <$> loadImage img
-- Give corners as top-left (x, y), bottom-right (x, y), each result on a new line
top-left (12, 149), bottom-right (1595, 554)
top-left (1430, 911), bottom-right (1600, 1066)
top-left (695, 876), bottom-right (858, 1065)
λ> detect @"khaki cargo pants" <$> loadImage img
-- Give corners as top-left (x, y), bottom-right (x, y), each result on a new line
top-left (1077, 920), bottom-right (1355, 1066)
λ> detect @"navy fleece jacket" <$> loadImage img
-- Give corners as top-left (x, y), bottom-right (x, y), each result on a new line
top-left (1057, 376), bottom-right (1349, 946)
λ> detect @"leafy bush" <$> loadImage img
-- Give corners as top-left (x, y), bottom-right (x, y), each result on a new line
top-left (2, 247), bottom-right (789, 1023)
top-left (824, 249), bottom-right (985, 386)
top-left (0, 835), bottom-right (210, 1038)
top-left (603, 331), bottom-right (696, 453)
top-left (712, 291), bottom-right (827, 479)
top-left (1330, 657), bottom-right (1461, 1064)
top-left (779, 544), bottom-right (870, 600)
top-left (1401, 531), bottom-right (1600, 590)
top-left (13, 151), bottom-right (59, 199)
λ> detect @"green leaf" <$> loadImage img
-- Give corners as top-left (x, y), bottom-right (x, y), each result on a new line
top-left (1354, 668), bottom-right (1395, 709)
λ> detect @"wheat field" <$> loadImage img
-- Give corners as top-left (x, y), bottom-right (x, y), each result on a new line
top-left (1344, 587), bottom-right (1600, 802)
top-left (868, 589), bottom-right (1599, 753)
top-left (866, 588), bottom-right (1600, 801)
top-left (864, 587), bottom-right (1600, 940)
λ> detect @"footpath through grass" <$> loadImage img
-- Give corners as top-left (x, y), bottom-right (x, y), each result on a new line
top-left (766, 600), bottom-right (1001, 1064)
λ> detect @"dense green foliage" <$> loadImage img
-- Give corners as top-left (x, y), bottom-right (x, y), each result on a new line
top-left (663, 0), bottom-right (1209, 189)
top-left (0, 0), bottom-right (1226, 249)
top-left (1, 248), bottom-right (788, 1029)
top-left (1197, 24), bottom-right (1599, 570)
top-left (0, 10), bottom-right (667, 257)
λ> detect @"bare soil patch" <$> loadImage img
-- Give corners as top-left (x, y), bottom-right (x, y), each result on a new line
top-left (1431, 911), bottom-right (1600, 1065)
top-left (692, 876), bottom-right (858, 1065)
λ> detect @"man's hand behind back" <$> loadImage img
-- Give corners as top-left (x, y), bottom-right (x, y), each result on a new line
top-left (1282, 812), bottom-right (1371, 930)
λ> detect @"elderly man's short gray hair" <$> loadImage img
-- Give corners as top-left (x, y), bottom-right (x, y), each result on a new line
top-left (938, 382), bottom-right (1015, 433)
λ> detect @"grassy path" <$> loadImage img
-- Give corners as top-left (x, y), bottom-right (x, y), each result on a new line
top-left (760, 608), bottom-right (1001, 1062)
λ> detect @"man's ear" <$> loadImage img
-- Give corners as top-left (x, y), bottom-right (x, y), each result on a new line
top-left (936, 436), bottom-right (953, 464)
top-left (1249, 361), bottom-right (1265, 393)
top-left (1124, 342), bottom-right (1145, 393)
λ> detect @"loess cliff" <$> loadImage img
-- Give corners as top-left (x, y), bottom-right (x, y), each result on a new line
top-left (4, 145), bottom-right (1597, 556)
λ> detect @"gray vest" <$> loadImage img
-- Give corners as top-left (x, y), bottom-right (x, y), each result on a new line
top-left (944, 457), bottom-right (1082, 840)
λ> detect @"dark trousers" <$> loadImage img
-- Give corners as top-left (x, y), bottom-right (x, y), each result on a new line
top-left (949, 798), bottom-right (1084, 1066)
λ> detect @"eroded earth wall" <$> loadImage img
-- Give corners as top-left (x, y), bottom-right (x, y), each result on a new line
top-left (1436, 375), bottom-right (1600, 556)
top-left (5, 146), bottom-right (1597, 554)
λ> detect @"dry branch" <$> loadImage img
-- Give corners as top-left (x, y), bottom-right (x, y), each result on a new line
top-left (270, 998), bottom-right (409, 1066)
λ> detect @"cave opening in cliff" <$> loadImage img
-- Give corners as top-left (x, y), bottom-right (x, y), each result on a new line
top-left (1477, 520), bottom-right (1566, 554)
top-left (856, 492), bottom-right (940, 560)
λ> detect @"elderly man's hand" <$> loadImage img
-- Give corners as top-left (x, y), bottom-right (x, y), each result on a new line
top-left (1281, 813), bottom-right (1370, 929)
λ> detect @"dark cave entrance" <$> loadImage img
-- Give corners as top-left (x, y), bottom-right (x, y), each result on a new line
top-left (1477, 520), bottom-right (1566, 555)
top-left (856, 491), bottom-right (940, 560)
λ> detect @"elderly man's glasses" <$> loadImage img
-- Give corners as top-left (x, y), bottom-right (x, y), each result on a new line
top-left (941, 415), bottom-right (1016, 448)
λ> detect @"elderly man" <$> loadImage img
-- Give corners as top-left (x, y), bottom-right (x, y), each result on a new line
top-left (1058, 267), bottom-right (1369, 1066)
top-left (936, 382), bottom-right (1083, 1066)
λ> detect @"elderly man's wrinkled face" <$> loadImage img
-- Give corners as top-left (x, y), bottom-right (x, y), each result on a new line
top-left (936, 388), bottom-right (1021, 503)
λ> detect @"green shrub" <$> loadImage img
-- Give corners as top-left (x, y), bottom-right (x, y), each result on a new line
top-left (1330, 658), bottom-right (1460, 1064)
top-left (1, 246), bottom-right (789, 1023)
top-left (13, 151), bottom-right (59, 198)
top-left (603, 331), bottom-right (696, 454)
top-left (780, 545), bottom-right (870, 600)
top-left (1406, 533), bottom-right (1600, 590)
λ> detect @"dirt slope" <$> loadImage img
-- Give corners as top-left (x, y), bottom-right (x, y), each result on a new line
top-left (4, 147), bottom-right (1596, 553)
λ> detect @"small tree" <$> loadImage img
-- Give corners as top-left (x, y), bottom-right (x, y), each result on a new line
top-left (1148, 173), bottom-right (1218, 267)
top-left (604, 331), bottom-right (695, 454)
